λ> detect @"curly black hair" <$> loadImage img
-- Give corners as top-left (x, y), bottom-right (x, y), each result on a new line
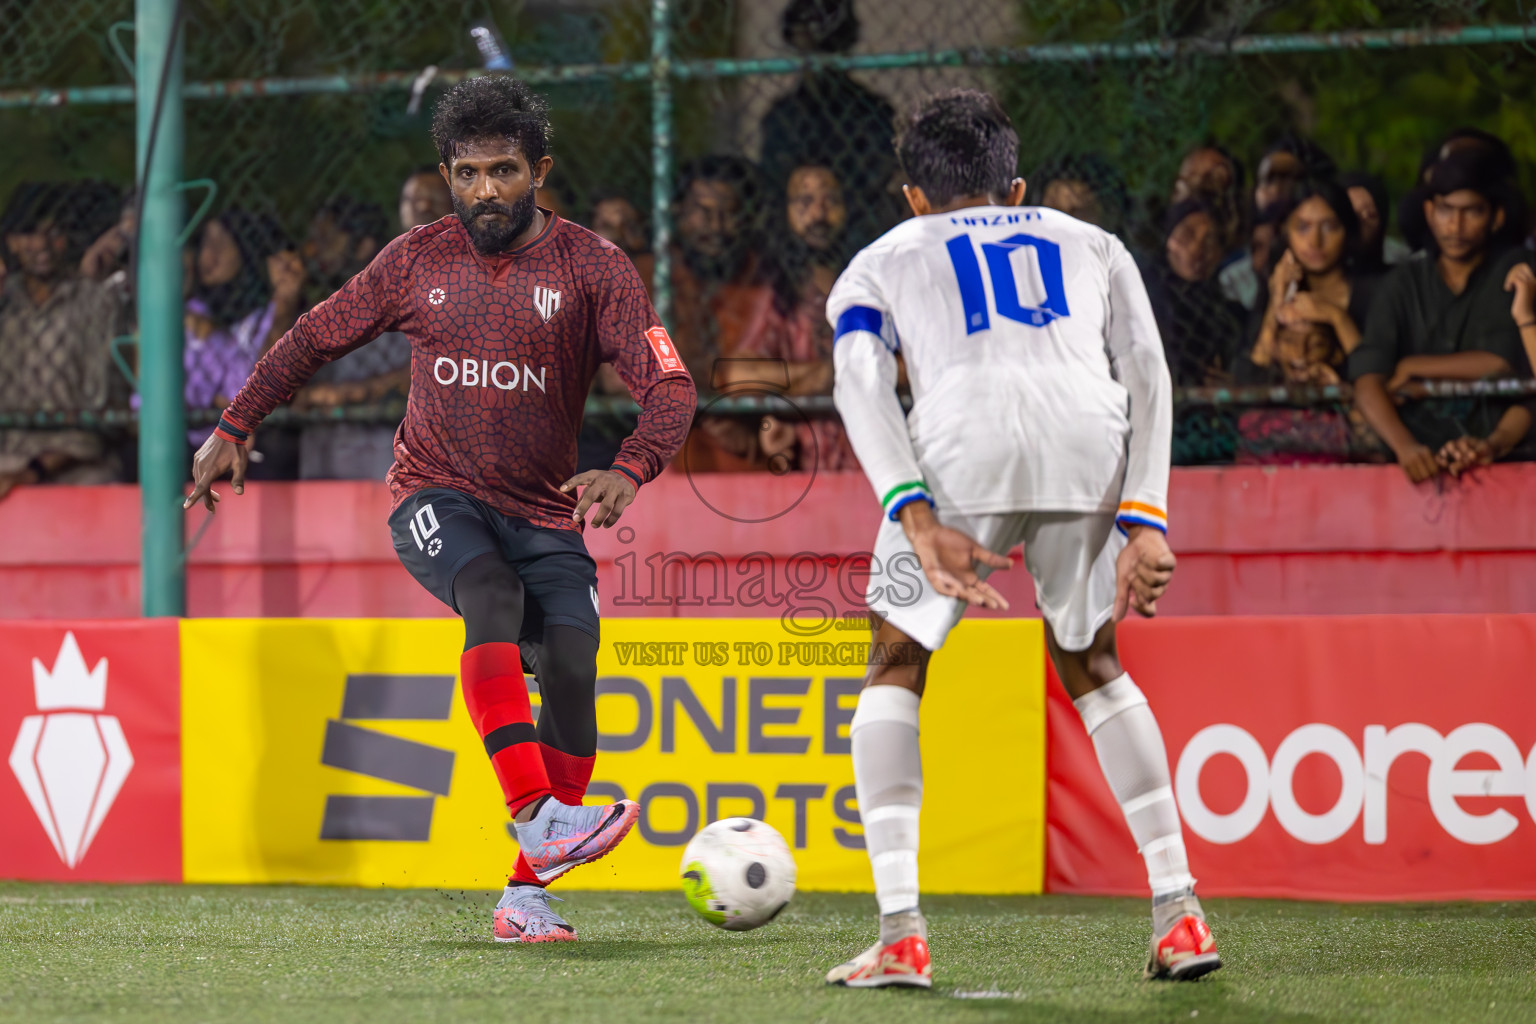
top-left (896, 90), bottom-right (1017, 207)
top-left (431, 75), bottom-right (552, 168)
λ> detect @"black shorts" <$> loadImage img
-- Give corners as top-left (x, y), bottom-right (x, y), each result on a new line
top-left (389, 487), bottom-right (601, 645)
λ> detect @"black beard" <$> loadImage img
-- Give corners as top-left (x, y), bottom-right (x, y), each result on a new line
top-left (454, 188), bottom-right (537, 255)
top-left (679, 237), bottom-right (748, 284)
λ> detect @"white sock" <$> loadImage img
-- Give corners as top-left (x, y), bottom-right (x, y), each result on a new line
top-left (1073, 674), bottom-right (1194, 897)
top-left (850, 684), bottom-right (922, 916)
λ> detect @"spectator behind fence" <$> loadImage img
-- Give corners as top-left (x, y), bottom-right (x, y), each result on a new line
top-left (669, 156), bottom-right (775, 470)
top-left (1254, 135), bottom-right (1337, 212)
top-left (580, 190), bottom-right (655, 403)
top-left (1144, 198), bottom-right (1245, 386)
top-left (725, 163), bottom-right (859, 472)
top-left (273, 196), bottom-right (392, 479)
top-left (1400, 128), bottom-right (1526, 254)
top-left (78, 192), bottom-right (137, 309)
top-left (1028, 153), bottom-right (1128, 235)
top-left (1171, 142), bottom-right (1254, 310)
top-left (760, 0), bottom-right (897, 241)
top-left (302, 196), bottom-right (390, 304)
top-left (670, 155), bottom-right (766, 392)
top-left (1244, 179), bottom-right (1378, 385)
top-left (298, 186), bottom-right (422, 481)
top-left (183, 209), bottom-right (300, 455)
top-left (1351, 153), bottom-right (1535, 482)
top-left (1171, 144), bottom-right (1245, 256)
top-left (0, 183), bottom-right (123, 498)
top-left (1221, 135), bottom-right (1337, 311)
top-left (398, 165), bottom-right (452, 231)
top-left (589, 190), bottom-right (653, 293)
top-left (1247, 200), bottom-right (1287, 285)
top-left (1339, 171), bottom-right (1409, 272)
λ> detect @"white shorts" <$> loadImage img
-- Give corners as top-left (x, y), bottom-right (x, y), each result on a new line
top-left (866, 510), bottom-right (1122, 653)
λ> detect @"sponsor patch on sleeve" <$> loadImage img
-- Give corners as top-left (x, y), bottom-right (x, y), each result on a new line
top-left (645, 326), bottom-right (686, 374)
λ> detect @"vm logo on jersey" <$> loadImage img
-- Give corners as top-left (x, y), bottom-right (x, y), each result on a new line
top-left (533, 285), bottom-right (562, 323)
top-left (8, 632), bottom-right (134, 869)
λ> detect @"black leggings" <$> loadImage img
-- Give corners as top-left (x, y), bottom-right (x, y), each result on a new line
top-left (453, 552), bottom-right (599, 758)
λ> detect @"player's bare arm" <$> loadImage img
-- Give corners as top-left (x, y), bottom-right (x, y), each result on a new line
top-left (562, 469), bottom-right (636, 528)
top-left (1114, 524), bottom-right (1176, 620)
top-left (897, 499), bottom-right (1011, 609)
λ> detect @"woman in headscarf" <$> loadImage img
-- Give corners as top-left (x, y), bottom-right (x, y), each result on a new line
top-left (1338, 171), bottom-right (1408, 274)
top-left (1143, 198), bottom-right (1247, 386)
top-left (182, 208), bottom-right (301, 450)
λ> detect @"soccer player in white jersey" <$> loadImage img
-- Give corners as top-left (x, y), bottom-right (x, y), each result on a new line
top-left (824, 90), bottom-right (1221, 988)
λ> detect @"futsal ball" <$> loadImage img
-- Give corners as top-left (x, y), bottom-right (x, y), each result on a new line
top-left (679, 818), bottom-right (797, 931)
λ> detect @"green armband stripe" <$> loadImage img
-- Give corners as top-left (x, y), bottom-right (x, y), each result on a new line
top-left (880, 480), bottom-right (929, 510)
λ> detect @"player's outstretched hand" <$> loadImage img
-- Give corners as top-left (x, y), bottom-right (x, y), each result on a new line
top-left (908, 521), bottom-right (1011, 610)
top-left (1114, 526), bottom-right (1176, 621)
top-left (183, 434), bottom-right (249, 513)
top-left (563, 469), bottom-right (637, 528)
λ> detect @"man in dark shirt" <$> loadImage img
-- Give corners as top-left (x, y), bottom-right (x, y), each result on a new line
top-left (1351, 154), bottom-right (1534, 482)
top-left (759, 0), bottom-right (897, 242)
top-left (183, 76), bottom-right (697, 941)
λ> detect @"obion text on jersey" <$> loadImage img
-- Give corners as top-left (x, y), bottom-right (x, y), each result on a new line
top-left (433, 357), bottom-right (549, 392)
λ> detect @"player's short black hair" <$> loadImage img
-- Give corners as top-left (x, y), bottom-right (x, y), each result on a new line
top-left (431, 75), bottom-right (552, 168)
top-left (896, 90), bottom-right (1018, 207)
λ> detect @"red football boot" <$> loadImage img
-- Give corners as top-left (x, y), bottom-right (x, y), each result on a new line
top-left (1146, 894), bottom-right (1222, 981)
top-left (826, 911), bottom-right (932, 989)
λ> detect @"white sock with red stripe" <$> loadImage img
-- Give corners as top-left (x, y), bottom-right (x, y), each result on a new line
top-left (1073, 674), bottom-right (1194, 899)
top-left (850, 684), bottom-right (923, 918)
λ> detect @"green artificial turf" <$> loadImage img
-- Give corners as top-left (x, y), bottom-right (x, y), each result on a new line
top-left (1, 883), bottom-right (1533, 1023)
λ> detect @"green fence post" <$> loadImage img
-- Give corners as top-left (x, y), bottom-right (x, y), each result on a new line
top-left (650, 0), bottom-right (673, 329)
top-left (135, 0), bottom-right (186, 617)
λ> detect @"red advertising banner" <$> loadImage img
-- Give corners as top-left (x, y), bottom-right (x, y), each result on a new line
top-left (0, 622), bottom-right (181, 882)
top-left (1046, 615), bottom-right (1536, 900)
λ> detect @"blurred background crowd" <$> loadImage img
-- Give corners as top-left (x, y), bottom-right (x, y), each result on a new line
top-left (4, 0), bottom-right (1536, 498)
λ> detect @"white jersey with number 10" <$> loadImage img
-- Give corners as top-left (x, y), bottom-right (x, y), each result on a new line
top-left (826, 205), bottom-right (1172, 531)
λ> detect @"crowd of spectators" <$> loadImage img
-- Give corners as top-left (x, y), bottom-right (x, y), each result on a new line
top-left (3, 0), bottom-right (1536, 497)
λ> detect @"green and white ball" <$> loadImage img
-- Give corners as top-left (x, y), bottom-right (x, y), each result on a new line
top-left (679, 818), bottom-right (797, 931)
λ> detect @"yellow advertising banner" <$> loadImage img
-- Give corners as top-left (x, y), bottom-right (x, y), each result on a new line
top-left (181, 618), bottom-right (1045, 892)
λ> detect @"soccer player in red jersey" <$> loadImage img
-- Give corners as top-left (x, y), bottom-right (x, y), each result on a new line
top-left (183, 77), bottom-right (698, 942)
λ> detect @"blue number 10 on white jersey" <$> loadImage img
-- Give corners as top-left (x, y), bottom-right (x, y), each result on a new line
top-left (944, 232), bottom-right (1070, 333)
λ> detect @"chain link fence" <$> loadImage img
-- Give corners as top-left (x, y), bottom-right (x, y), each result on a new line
top-left (2, 0), bottom-right (1535, 484)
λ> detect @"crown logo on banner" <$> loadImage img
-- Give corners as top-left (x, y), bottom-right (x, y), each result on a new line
top-left (10, 631), bottom-right (134, 868)
top-left (33, 631), bottom-right (108, 711)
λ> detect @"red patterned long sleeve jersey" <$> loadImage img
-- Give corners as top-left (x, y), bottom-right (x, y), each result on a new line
top-left (220, 214), bottom-right (697, 530)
